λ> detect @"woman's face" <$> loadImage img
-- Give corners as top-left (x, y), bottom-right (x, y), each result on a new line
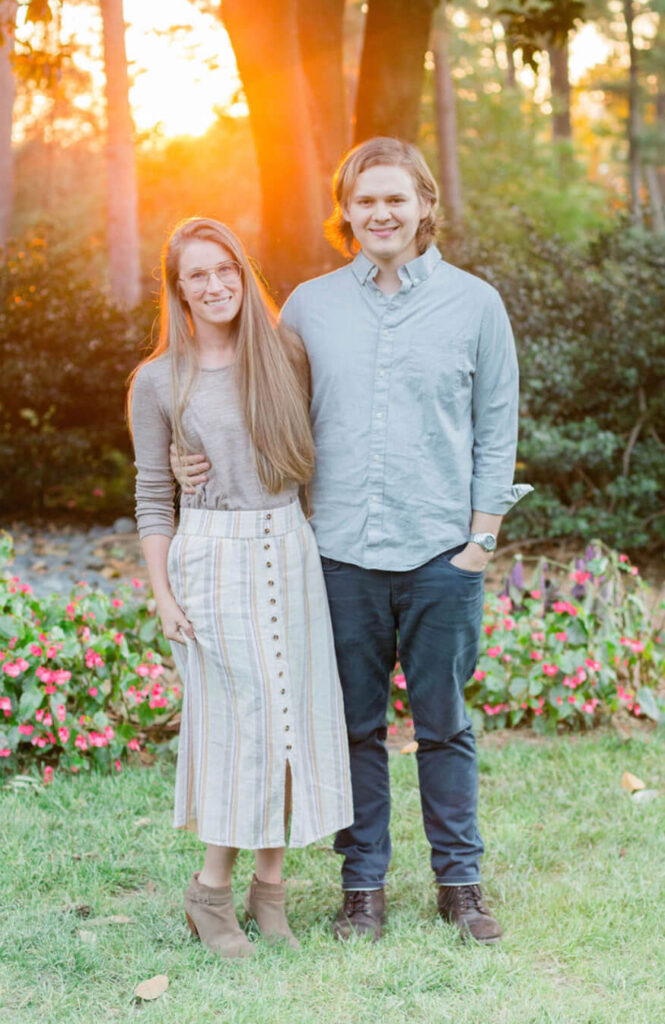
top-left (177, 238), bottom-right (244, 337)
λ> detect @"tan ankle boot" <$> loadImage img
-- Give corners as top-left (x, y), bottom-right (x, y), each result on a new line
top-left (184, 873), bottom-right (254, 958)
top-left (244, 873), bottom-right (301, 949)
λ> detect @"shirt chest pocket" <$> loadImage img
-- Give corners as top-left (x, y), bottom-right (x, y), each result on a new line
top-left (406, 330), bottom-right (473, 406)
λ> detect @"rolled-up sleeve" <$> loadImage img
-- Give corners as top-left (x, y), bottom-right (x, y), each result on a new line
top-left (471, 292), bottom-right (531, 514)
top-left (130, 367), bottom-right (175, 539)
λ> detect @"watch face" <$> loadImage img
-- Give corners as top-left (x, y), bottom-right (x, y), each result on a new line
top-left (473, 533), bottom-right (496, 552)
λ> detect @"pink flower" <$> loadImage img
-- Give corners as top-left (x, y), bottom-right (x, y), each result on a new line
top-left (46, 645), bottom-right (59, 658)
top-left (114, 759), bottom-right (122, 772)
top-left (56, 705), bottom-right (66, 722)
top-left (75, 734), bottom-right (88, 750)
top-left (131, 578), bottom-right (144, 589)
top-left (88, 687), bottom-right (98, 697)
top-left (44, 685), bottom-right (56, 695)
top-left (484, 625), bottom-right (496, 637)
top-left (15, 658), bottom-right (29, 672)
top-left (531, 632), bottom-right (545, 643)
top-left (58, 727), bottom-right (70, 743)
top-left (503, 617), bottom-right (516, 631)
top-left (20, 583), bottom-right (33, 594)
top-left (556, 696), bottom-right (563, 705)
top-left (80, 626), bottom-right (91, 642)
top-left (149, 664), bottom-right (165, 679)
top-left (104, 725), bottom-right (114, 740)
top-left (529, 589), bottom-right (542, 599)
top-left (568, 695), bottom-right (577, 704)
top-left (619, 553), bottom-right (629, 563)
top-left (111, 598), bottom-right (123, 608)
top-left (572, 570), bottom-right (592, 585)
top-left (127, 738), bottom-right (141, 751)
top-left (53, 669), bottom-right (71, 685)
top-left (43, 766), bottom-right (54, 784)
top-left (43, 712), bottom-right (52, 727)
top-left (0, 696), bottom-right (11, 716)
top-left (394, 699), bottom-right (404, 711)
top-left (555, 632), bottom-right (568, 643)
top-left (585, 658), bottom-right (601, 671)
top-left (552, 600), bottom-right (578, 616)
top-left (136, 664), bottom-right (150, 678)
top-left (36, 666), bottom-right (53, 683)
top-left (113, 632), bottom-right (124, 646)
top-left (473, 669), bottom-right (487, 681)
top-left (503, 653), bottom-right (512, 663)
top-left (630, 566), bottom-right (639, 576)
top-left (30, 644), bottom-right (43, 657)
top-left (487, 645), bottom-right (502, 658)
top-left (2, 662), bottom-right (20, 678)
top-left (634, 704), bottom-right (641, 716)
top-left (35, 709), bottom-right (44, 721)
top-left (530, 650), bottom-right (543, 661)
top-left (18, 723), bottom-right (34, 736)
top-left (0, 748), bottom-right (11, 757)
top-left (85, 649), bottom-right (104, 670)
top-left (388, 724), bottom-right (397, 735)
top-left (92, 487), bottom-right (104, 497)
top-left (630, 640), bottom-right (645, 654)
top-left (542, 664), bottom-right (559, 677)
top-left (575, 668), bottom-right (587, 684)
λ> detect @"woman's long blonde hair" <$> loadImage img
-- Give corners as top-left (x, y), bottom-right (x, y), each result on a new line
top-left (128, 217), bottom-right (314, 492)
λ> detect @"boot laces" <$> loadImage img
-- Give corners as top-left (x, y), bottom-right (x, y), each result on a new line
top-left (345, 890), bottom-right (373, 916)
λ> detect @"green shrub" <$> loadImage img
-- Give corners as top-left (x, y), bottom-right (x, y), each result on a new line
top-left (0, 235), bottom-right (153, 517)
top-left (445, 226), bottom-right (665, 551)
top-left (0, 532), bottom-right (179, 779)
top-left (389, 542), bottom-right (664, 735)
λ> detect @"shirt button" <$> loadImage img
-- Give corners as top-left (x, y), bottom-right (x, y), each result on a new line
top-left (283, 707), bottom-right (288, 713)
top-left (266, 513), bottom-right (272, 520)
top-left (278, 670), bottom-right (284, 677)
top-left (285, 725), bottom-right (290, 732)
top-left (270, 598), bottom-right (276, 605)
top-left (376, 412), bottom-right (383, 419)
top-left (266, 561), bottom-right (272, 568)
top-left (268, 580), bottom-right (274, 586)
top-left (264, 543), bottom-right (271, 550)
top-left (271, 616), bottom-right (277, 623)
top-left (276, 651), bottom-right (282, 658)
top-left (264, 527), bottom-right (270, 534)
top-left (280, 688), bottom-right (286, 695)
top-left (273, 634), bottom-right (279, 641)
top-left (286, 744), bottom-right (292, 750)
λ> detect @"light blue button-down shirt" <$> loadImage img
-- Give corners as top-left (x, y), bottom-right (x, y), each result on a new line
top-left (282, 245), bottom-right (529, 571)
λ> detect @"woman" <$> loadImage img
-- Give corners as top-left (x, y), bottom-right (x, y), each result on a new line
top-left (128, 217), bottom-right (352, 958)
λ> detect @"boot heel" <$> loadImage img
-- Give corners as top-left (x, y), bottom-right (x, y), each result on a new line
top-left (185, 911), bottom-right (200, 938)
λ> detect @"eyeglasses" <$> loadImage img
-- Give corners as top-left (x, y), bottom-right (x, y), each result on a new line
top-left (179, 260), bottom-right (242, 293)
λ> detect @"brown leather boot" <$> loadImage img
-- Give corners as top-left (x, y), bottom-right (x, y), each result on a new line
top-left (244, 874), bottom-right (301, 949)
top-left (437, 884), bottom-right (503, 944)
top-left (332, 889), bottom-right (386, 942)
top-left (184, 873), bottom-right (254, 958)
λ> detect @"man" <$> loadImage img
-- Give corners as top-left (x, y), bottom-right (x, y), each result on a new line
top-left (175, 137), bottom-right (530, 943)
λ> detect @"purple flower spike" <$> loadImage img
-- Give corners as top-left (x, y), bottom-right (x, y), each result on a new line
top-left (509, 558), bottom-right (524, 592)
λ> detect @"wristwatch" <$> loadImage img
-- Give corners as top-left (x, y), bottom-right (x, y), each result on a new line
top-left (469, 532), bottom-right (497, 553)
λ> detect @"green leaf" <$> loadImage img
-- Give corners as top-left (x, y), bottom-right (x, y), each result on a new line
top-left (636, 687), bottom-right (661, 723)
top-left (509, 677), bottom-right (527, 698)
top-left (18, 687), bottom-right (43, 720)
top-left (139, 618), bottom-right (158, 643)
top-left (0, 615), bottom-right (16, 639)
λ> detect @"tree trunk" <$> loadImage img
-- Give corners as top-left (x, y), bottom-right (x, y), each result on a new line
top-left (100, 0), bottom-right (141, 308)
top-left (354, 0), bottom-right (439, 144)
top-left (500, 17), bottom-right (517, 89)
top-left (296, 0), bottom-right (348, 188)
top-left (223, 0), bottom-right (326, 298)
top-left (623, 0), bottom-right (642, 225)
top-left (432, 9), bottom-right (462, 229)
top-left (0, 0), bottom-right (17, 252)
top-left (643, 164), bottom-right (665, 233)
top-left (548, 36), bottom-right (572, 140)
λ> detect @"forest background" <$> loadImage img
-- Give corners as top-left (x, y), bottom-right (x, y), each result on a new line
top-left (0, 0), bottom-right (664, 557)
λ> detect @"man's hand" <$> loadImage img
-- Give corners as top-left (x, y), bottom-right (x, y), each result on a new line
top-left (156, 593), bottom-right (195, 644)
top-left (450, 543), bottom-right (492, 573)
top-left (169, 443), bottom-right (209, 494)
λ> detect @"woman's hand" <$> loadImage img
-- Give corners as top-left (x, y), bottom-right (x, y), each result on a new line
top-left (156, 593), bottom-right (195, 644)
top-left (170, 443), bottom-right (209, 494)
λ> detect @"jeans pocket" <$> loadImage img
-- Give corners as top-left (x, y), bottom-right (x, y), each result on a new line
top-left (320, 555), bottom-right (345, 572)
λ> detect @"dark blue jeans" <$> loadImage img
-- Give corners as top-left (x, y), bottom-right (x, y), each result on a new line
top-left (321, 547), bottom-right (485, 889)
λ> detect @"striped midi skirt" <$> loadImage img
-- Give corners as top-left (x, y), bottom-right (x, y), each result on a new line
top-left (167, 501), bottom-right (353, 849)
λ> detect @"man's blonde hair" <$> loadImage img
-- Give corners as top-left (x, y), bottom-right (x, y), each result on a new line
top-left (324, 137), bottom-right (440, 258)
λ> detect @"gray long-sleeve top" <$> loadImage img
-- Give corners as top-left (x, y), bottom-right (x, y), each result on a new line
top-left (130, 356), bottom-right (297, 538)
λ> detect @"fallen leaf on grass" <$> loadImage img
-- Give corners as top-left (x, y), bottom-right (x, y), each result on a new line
top-left (87, 915), bottom-right (135, 925)
top-left (77, 930), bottom-right (97, 943)
top-left (621, 771), bottom-right (646, 792)
top-left (134, 817), bottom-right (152, 828)
top-left (400, 741), bottom-right (418, 755)
top-left (134, 975), bottom-right (169, 1001)
top-left (631, 789), bottom-right (660, 805)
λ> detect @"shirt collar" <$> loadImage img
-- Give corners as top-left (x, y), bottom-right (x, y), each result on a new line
top-left (350, 244), bottom-right (442, 288)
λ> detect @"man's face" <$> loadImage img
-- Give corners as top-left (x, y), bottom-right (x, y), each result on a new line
top-left (343, 164), bottom-right (429, 269)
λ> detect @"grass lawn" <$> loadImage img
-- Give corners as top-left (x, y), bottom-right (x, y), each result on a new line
top-left (1, 730), bottom-right (664, 1024)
